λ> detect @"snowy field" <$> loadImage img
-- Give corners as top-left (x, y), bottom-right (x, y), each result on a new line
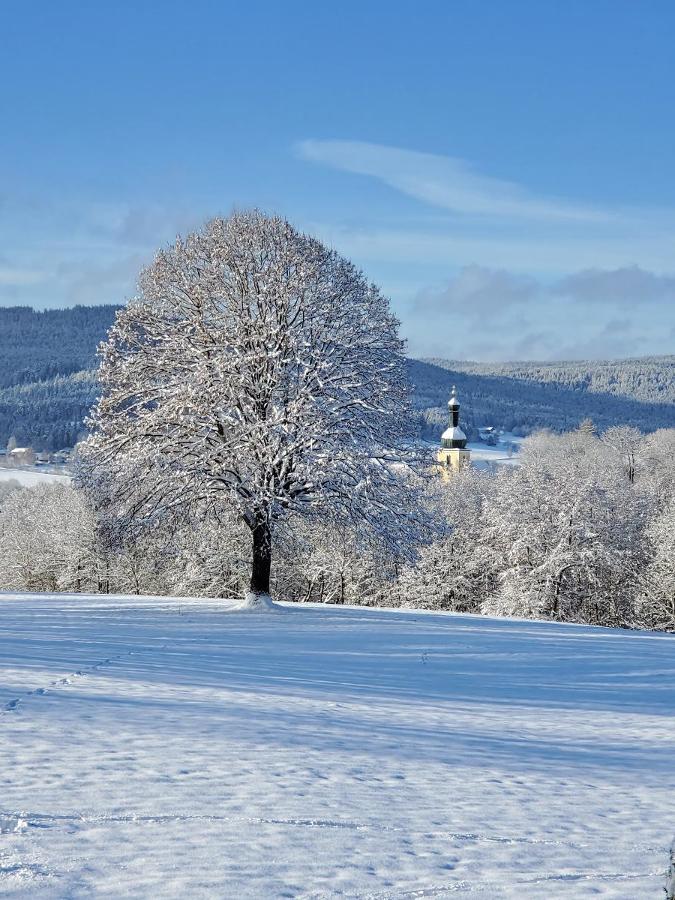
top-left (1, 595), bottom-right (674, 898)
top-left (466, 442), bottom-right (520, 469)
top-left (0, 469), bottom-right (71, 487)
top-left (466, 432), bottom-right (523, 469)
top-left (422, 437), bottom-right (521, 469)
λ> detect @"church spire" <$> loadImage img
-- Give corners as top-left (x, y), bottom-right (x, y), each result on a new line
top-left (448, 385), bottom-right (460, 427)
top-left (441, 386), bottom-right (467, 449)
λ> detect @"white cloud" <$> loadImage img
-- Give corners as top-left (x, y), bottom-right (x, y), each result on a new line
top-left (0, 198), bottom-right (202, 309)
top-left (414, 266), bottom-right (538, 319)
top-left (416, 265), bottom-right (675, 321)
top-left (555, 266), bottom-right (675, 305)
top-left (297, 140), bottom-right (613, 223)
top-left (403, 264), bottom-right (675, 361)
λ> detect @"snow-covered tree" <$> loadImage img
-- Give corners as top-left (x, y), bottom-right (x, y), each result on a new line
top-left (81, 211), bottom-right (427, 606)
top-left (394, 470), bottom-right (493, 612)
top-left (577, 418), bottom-right (597, 436)
top-left (637, 499), bottom-right (675, 632)
top-left (639, 428), bottom-right (675, 506)
top-left (0, 484), bottom-right (97, 592)
top-left (481, 430), bottom-right (650, 625)
top-left (601, 425), bottom-right (643, 484)
top-left (273, 515), bottom-right (398, 606)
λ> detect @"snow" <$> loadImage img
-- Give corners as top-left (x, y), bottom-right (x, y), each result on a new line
top-left (424, 434), bottom-right (522, 469)
top-left (1, 594), bottom-right (673, 898)
top-left (0, 468), bottom-right (71, 487)
top-left (467, 433), bottom-right (523, 469)
top-left (441, 425), bottom-right (467, 443)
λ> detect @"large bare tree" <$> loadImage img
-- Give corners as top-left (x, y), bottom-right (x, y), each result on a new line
top-left (81, 211), bottom-right (425, 606)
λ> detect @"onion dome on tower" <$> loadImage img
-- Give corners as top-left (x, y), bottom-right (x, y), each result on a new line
top-left (441, 386), bottom-right (467, 449)
top-left (437, 386), bottom-right (471, 477)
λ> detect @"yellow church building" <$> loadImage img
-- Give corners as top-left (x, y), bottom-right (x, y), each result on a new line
top-left (437, 386), bottom-right (471, 477)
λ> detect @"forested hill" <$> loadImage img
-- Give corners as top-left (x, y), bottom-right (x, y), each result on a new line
top-left (428, 356), bottom-right (675, 405)
top-left (411, 356), bottom-right (675, 439)
top-left (0, 304), bottom-right (674, 450)
top-left (0, 305), bottom-right (118, 450)
top-left (0, 305), bottom-right (120, 389)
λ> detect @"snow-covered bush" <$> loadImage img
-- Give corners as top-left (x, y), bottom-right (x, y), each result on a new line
top-left (394, 425), bottom-right (673, 630)
top-left (0, 479), bottom-right (23, 508)
top-left (163, 514), bottom-right (251, 599)
top-left (667, 837), bottom-right (675, 900)
top-left (3, 418), bottom-right (673, 634)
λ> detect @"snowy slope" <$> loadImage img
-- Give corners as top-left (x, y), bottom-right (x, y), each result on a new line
top-left (0, 468), bottom-right (70, 487)
top-left (1, 595), bottom-right (673, 898)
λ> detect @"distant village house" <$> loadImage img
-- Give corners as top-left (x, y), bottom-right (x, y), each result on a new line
top-left (8, 447), bottom-right (35, 467)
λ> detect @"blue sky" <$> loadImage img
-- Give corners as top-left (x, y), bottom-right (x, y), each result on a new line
top-left (2, 1), bottom-right (675, 360)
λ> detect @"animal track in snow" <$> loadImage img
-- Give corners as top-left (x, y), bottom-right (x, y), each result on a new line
top-left (0, 648), bottom-right (142, 716)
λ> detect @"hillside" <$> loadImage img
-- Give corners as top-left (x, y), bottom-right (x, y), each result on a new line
top-left (0, 371), bottom-right (99, 451)
top-left (429, 356), bottom-right (675, 404)
top-left (1, 594), bottom-right (673, 897)
top-left (0, 305), bottom-right (118, 390)
top-left (411, 356), bottom-right (675, 440)
top-left (0, 306), bottom-right (115, 451)
top-left (1, 304), bottom-right (674, 450)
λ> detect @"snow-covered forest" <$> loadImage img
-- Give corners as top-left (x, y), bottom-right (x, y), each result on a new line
top-left (1, 306), bottom-right (674, 452)
top-left (0, 306), bottom-right (113, 451)
top-left (1, 423), bottom-right (673, 630)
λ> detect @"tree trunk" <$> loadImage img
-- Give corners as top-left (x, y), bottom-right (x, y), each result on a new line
top-left (250, 516), bottom-right (272, 599)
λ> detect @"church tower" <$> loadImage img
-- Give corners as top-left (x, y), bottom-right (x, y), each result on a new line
top-left (437, 386), bottom-right (471, 476)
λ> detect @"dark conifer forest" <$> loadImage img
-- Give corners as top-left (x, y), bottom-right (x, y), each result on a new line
top-left (1, 305), bottom-right (674, 451)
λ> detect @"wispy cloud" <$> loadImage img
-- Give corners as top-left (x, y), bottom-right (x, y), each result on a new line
top-left (297, 139), bottom-right (613, 223)
top-left (297, 140), bottom-right (675, 286)
top-left (0, 265), bottom-right (45, 287)
top-left (307, 221), bottom-right (675, 275)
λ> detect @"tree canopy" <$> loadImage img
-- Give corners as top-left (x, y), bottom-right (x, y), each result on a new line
top-left (81, 211), bottom-right (426, 604)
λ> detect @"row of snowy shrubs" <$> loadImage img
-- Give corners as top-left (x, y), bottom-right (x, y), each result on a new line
top-left (0, 424), bottom-right (673, 631)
